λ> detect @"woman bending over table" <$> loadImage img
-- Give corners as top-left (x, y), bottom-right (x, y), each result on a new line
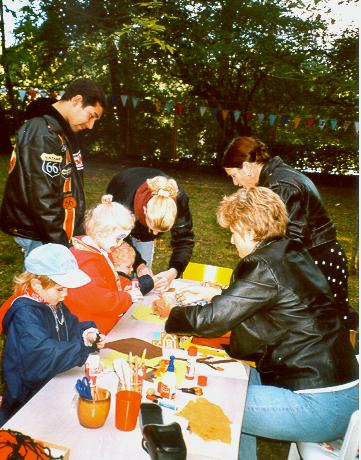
top-left (65, 195), bottom-right (143, 334)
top-left (106, 167), bottom-right (195, 291)
top-left (156, 187), bottom-right (358, 460)
top-left (223, 136), bottom-right (357, 330)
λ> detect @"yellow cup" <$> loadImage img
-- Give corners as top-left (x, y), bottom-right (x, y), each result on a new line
top-left (77, 387), bottom-right (111, 428)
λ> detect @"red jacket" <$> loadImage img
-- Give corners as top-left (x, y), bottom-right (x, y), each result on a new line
top-left (66, 236), bottom-right (132, 334)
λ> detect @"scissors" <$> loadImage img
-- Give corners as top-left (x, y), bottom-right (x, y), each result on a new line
top-left (76, 376), bottom-right (92, 400)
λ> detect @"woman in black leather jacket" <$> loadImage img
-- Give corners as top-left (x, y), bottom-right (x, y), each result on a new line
top-left (222, 136), bottom-right (357, 330)
top-left (106, 167), bottom-right (194, 291)
top-left (161, 187), bottom-right (358, 460)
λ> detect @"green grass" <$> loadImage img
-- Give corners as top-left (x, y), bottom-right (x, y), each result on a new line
top-left (0, 155), bottom-right (358, 459)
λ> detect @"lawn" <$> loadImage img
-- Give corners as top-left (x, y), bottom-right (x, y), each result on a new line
top-left (0, 154), bottom-right (358, 459)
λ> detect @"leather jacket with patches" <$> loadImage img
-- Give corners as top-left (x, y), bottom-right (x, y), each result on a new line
top-left (0, 105), bottom-right (85, 246)
top-left (258, 156), bottom-right (337, 250)
top-left (106, 167), bottom-right (195, 276)
top-left (165, 238), bottom-right (358, 391)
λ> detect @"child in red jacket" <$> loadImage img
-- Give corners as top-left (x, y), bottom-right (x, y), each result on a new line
top-left (65, 195), bottom-right (143, 334)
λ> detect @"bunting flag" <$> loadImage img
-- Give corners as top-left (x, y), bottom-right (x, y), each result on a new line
top-left (165, 100), bottom-right (173, 113)
top-left (280, 115), bottom-right (289, 126)
top-left (120, 95), bottom-right (128, 107)
top-left (175, 102), bottom-right (185, 115)
top-left (200, 106), bottom-right (207, 116)
top-left (268, 114), bottom-right (277, 126)
top-left (306, 117), bottom-right (315, 128)
top-left (244, 111), bottom-right (253, 121)
top-left (319, 119), bottom-right (327, 130)
top-left (154, 99), bottom-right (162, 112)
top-left (132, 96), bottom-right (139, 109)
top-left (233, 110), bottom-right (241, 122)
top-left (221, 109), bottom-right (229, 121)
top-left (3, 85), bottom-right (359, 136)
top-left (330, 119), bottom-right (337, 130)
top-left (18, 89), bottom-right (27, 102)
top-left (293, 116), bottom-right (301, 128)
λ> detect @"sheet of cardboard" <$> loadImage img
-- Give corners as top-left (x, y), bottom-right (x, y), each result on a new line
top-left (105, 337), bottom-right (163, 359)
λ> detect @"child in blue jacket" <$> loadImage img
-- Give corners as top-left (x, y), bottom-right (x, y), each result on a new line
top-left (0, 243), bottom-right (105, 425)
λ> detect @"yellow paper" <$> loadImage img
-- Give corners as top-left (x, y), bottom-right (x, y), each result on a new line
top-left (132, 303), bottom-right (166, 324)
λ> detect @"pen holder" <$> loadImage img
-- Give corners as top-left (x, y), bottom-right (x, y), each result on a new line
top-left (77, 387), bottom-right (111, 428)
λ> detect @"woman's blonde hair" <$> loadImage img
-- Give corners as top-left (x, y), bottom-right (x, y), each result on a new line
top-left (217, 187), bottom-right (288, 241)
top-left (146, 176), bottom-right (178, 232)
top-left (13, 272), bottom-right (56, 295)
top-left (84, 194), bottom-right (135, 239)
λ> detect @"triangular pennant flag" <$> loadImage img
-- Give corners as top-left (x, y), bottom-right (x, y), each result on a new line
top-left (293, 116), bottom-right (301, 128)
top-left (280, 115), bottom-right (289, 126)
top-left (244, 111), bottom-right (253, 121)
top-left (175, 102), bottom-right (185, 115)
top-left (318, 119), bottom-right (327, 130)
top-left (143, 100), bottom-right (153, 111)
top-left (120, 95), bottom-right (128, 107)
top-left (165, 100), bottom-right (173, 113)
top-left (154, 99), bottom-right (162, 112)
top-left (108, 95), bottom-right (116, 105)
top-left (210, 107), bottom-right (218, 117)
top-left (18, 89), bottom-right (27, 102)
top-left (257, 113), bottom-right (265, 123)
top-left (200, 106), bottom-right (207, 117)
top-left (59, 90), bottom-right (65, 98)
top-left (330, 119), bottom-right (337, 130)
top-left (28, 89), bottom-right (37, 100)
top-left (233, 110), bottom-right (241, 122)
top-left (268, 114), bottom-right (277, 126)
top-left (132, 96), bottom-right (139, 109)
top-left (50, 89), bottom-right (57, 99)
top-left (39, 90), bottom-right (47, 98)
top-left (354, 121), bottom-right (359, 133)
top-left (221, 109), bottom-right (229, 121)
top-left (306, 117), bottom-right (315, 128)
top-left (342, 121), bottom-right (351, 131)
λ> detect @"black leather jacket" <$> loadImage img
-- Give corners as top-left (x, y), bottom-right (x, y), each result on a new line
top-left (165, 238), bottom-right (358, 391)
top-left (259, 157), bottom-right (337, 250)
top-left (0, 106), bottom-right (85, 246)
top-left (106, 167), bottom-right (195, 275)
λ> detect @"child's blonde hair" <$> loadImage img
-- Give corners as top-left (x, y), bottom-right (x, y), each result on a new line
top-left (146, 176), bottom-right (178, 232)
top-left (13, 272), bottom-right (56, 295)
top-left (84, 194), bottom-right (135, 239)
top-left (111, 242), bottom-right (136, 272)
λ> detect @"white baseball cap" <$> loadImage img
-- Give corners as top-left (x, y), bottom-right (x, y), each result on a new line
top-left (25, 243), bottom-right (90, 288)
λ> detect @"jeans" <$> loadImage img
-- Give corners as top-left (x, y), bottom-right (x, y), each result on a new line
top-left (131, 237), bottom-right (154, 268)
top-left (14, 237), bottom-right (43, 259)
top-left (239, 367), bottom-right (359, 460)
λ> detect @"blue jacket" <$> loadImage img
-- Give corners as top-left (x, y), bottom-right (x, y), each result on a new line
top-left (0, 297), bottom-right (96, 424)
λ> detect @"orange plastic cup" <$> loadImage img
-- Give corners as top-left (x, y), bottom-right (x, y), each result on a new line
top-left (115, 390), bottom-right (142, 431)
top-left (77, 387), bottom-right (111, 429)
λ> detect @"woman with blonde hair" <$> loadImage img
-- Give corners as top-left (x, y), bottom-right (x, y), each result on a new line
top-left (156, 187), bottom-right (358, 460)
top-left (106, 167), bottom-right (194, 290)
top-left (65, 195), bottom-right (143, 334)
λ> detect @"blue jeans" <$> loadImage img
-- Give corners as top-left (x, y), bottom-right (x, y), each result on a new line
top-left (131, 237), bottom-right (154, 268)
top-left (239, 367), bottom-right (359, 460)
top-left (14, 237), bottom-right (43, 259)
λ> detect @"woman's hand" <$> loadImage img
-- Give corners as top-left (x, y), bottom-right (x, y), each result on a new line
top-left (153, 268), bottom-right (178, 291)
top-left (152, 297), bottom-right (173, 318)
top-left (175, 286), bottom-right (221, 305)
top-left (137, 263), bottom-right (153, 278)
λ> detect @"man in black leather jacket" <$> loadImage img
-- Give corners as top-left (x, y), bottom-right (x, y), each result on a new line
top-left (0, 78), bottom-right (106, 256)
top-left (160, 187), bottom-right (358, 460)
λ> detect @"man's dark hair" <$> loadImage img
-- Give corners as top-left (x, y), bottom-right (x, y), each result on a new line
top-left (61, 78), bottom-right (107, 110)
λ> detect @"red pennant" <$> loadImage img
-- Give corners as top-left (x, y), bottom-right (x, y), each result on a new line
top-left (175, 102), bottom-right (185, 115)
top-left (306, 117), bottom-right (315, 128)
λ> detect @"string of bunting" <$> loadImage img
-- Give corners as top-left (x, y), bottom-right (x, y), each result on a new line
top-left (1, 86), bottom-right (358, 134)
